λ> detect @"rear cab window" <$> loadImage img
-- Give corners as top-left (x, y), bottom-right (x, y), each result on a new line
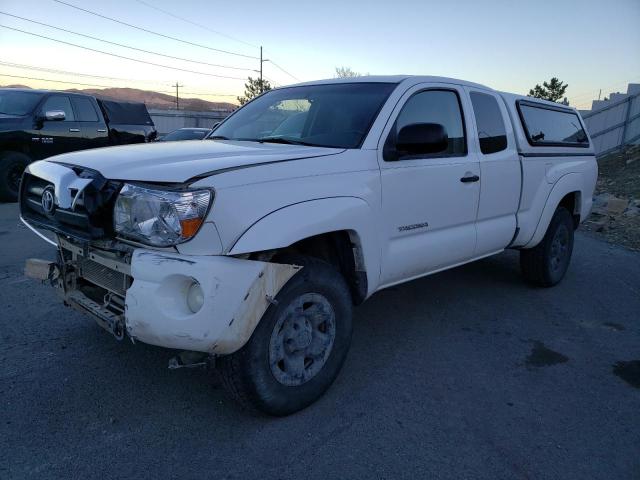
top-left (517, 101), bottom-right (589, 147)
top-left (71, 97), bottom-right (100, 122)
top-left (470, 92), bottom-right (507, 154)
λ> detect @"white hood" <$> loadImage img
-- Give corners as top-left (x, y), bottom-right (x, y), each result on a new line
top-left (50, 140), bottom-right (344, 183)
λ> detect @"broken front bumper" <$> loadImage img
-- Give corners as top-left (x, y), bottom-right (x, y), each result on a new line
top-left (26, 239), bottom-right (300, 355)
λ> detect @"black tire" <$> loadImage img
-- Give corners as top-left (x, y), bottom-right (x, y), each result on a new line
top-left (218, 255), bottom-right (353, 416)
top-left (520, 206), bottom-right (574, 287)
top-left (0, 152), bottom-right (30, 202)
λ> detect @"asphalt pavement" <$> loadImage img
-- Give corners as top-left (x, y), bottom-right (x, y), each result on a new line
top-left (0, 202), bottom-right (638, 480)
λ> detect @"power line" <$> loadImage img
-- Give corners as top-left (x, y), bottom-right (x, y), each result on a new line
top-left (263, 76), bottom-right (279, 87)
top-left (267, 59), bottom-right (300, 82)
top-left (133, 0), bottom-right (257, 49)
top-left (0, 25), bottom-right (247, 80)
top-left (53, 0), bottom-right (259, 60)
top-left (0, 73), bottom-right (239, 99)
top-left (0, 60), bottom-right (171, 87)
top-left (567, 77), bottom-right (640, 103)
top-left (0, 11), bottom-right (258, 73)
top-left (180, 92), bottom-right (238, 97)
top-left (0, 64), bottom-right (239, 97)
top-left (0, 73), bottom-right (135, 89)
top-left (51, 0), bottom-right (299, 82)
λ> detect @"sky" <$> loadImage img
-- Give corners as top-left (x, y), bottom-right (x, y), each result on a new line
top-left (0, 0), bottom-right (638, 109)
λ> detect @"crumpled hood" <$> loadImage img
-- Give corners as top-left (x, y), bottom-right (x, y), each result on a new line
top-left (50, 140), bottom-right (344, 183)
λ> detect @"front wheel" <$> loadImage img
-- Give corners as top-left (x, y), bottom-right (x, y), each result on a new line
top-left (218, 255), bottom-right (353, 416)
top-left (0, 152), bottom-right (30, 202)
top-left (520, 206), bottom-right (575, 287)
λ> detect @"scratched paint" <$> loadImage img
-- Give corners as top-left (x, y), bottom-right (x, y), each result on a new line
top-left (212, 263), bottom-right (302, 353)
top-left (125, 251), bottom-right (301, 354)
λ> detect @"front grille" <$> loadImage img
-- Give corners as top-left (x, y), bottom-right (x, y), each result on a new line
top-left (21, 173), bottom-right (91, 239)
top-left (78, 257), bottom-right (129, 296)
top-left (20, 167), bottom-right (122, 241)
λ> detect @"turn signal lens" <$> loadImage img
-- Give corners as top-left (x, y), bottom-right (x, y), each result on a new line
top-left (180, 217), bottom-right (204, 238)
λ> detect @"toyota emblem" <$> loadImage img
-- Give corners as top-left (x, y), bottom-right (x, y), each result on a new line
top-left (41, 187), bottom-right (56, 215)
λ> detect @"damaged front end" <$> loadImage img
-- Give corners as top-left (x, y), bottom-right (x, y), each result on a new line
top-left (26, 236), bottom-right (133, 340)
top-left (21, 160), bottom-right (132, 339)
top-left (21, 161), bottom-right (301, 354)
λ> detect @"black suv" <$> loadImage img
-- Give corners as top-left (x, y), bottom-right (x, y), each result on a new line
top-left (0, 88), bottom-right (156, 201)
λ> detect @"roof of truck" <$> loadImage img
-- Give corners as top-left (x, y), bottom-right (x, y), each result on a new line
top-left (0, 87), bottom-right (95, 97)
top-left (290, 78), bottom-right (580, 114)
top-left (290, 75), bottom-right (492, 91)
top-left (498, 91), bottom-right (578, 111)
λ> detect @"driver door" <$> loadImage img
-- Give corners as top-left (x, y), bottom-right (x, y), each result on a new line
top-left (37, 95), bottom-right (82, 158)
top-left (377, 84), bottom-right (480, 286)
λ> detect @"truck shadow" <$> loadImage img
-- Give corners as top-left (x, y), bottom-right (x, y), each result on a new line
top-left (21, 248), bottom-right (537, 442)
top-left (13, 242), bottom-right (624, 477)
top-left (55, 250), bottom-right (524, 412)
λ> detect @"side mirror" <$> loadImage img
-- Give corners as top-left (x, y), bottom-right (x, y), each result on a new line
top-left (45, 110), bottom-right (66, 121)
top-left (396, 123), bottom-right (448, 156)
top-left (211, 121), bottom-right (220, 129)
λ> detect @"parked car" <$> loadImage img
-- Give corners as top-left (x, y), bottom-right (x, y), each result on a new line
top-left (157, 127), bottom-right (211, 142)
top-left (21, 76), bottom-right (597, 415)
top-left (0, 89), bottom-right (156, 201)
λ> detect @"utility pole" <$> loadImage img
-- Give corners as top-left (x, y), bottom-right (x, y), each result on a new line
top-left (173, 82), bottom-right (183, 110)
top-left (259, 46), bottom-right (262, 90)
top-left (259, 46), bottom-right (269, 93)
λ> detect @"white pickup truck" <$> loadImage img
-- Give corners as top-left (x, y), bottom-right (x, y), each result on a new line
top-left (21, 76), bottom-right (597, 415)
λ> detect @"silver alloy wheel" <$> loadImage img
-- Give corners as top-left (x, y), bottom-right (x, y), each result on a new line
top-left (268, 292), bottom-right (336, 386)
top-left (550, 224), bottom-right (569, 273)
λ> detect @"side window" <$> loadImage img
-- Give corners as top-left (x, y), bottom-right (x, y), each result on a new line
top-left (470, 92), bottom-right (507, 154)
top-left (518, 102), bottom-right (589, 147)
top-left (41, 96), bottom-right (75, 121)
top-left (394, 90), bottom-right (466, 157)
top-left (71, 97), bottom-right (99, 122)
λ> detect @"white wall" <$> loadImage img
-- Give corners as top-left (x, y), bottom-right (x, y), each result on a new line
top-left (149, 109), bottom-right (232, 135)
top-left (581, 84), bottom-right (640, 156)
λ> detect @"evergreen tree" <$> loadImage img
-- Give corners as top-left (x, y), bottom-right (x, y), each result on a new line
top-left (237, 77), bottom-right (272, 105)
top-left (528, 78), bottom-right (569, 103)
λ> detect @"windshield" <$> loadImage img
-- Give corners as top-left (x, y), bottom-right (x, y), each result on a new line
top-left (0, 90), bottom-right (44, 116)
top-left (161, 129), bottom-right (210, 141)
top-left (211, 82), bottom-right (397, 148)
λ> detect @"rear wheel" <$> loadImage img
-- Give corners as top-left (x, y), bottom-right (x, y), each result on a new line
top-left (0, 152), bottom-right (30, 202)
top-left (219, 255), bottom-right (353, 416)
top-left (520, 206), bottom-right (574, 287)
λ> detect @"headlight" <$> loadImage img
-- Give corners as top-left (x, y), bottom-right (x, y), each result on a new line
top-left (114, 184), bottom-right (213, 247)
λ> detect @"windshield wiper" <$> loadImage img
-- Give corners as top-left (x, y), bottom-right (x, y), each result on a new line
top-left (208, 135), bottom-right (316, 146)
top-left (257, 137), bottom-right (314, 146)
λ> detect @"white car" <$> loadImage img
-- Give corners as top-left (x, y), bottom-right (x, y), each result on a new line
top-left (21, 76), bottom-right (597, 415)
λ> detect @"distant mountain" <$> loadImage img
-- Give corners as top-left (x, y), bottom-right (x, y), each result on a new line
top-left (1, 85), bottom-right (237, 112)
top-left (3, 84), bottom-right (31, 89)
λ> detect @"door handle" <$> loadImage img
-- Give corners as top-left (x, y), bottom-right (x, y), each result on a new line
top-left (97, 129), bottom-right (107, 133)
top-left (69, 128), bottom-right (80, 132)
top-left (460, 174), bottom-right (479, 183)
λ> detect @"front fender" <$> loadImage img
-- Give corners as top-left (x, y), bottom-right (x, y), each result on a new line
top-left (229, 197), bottom-right (380, 296)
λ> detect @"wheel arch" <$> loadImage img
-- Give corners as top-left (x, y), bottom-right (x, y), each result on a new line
top-left (1, 133), bottom-right (36, 158)
top-left (523, 173), bottom-right (586, 249)
top-left (228, 197), bottom-right (380, 302)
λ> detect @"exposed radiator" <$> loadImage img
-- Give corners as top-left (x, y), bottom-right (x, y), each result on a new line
top-left (78, 257), bottom-right (130, 296)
